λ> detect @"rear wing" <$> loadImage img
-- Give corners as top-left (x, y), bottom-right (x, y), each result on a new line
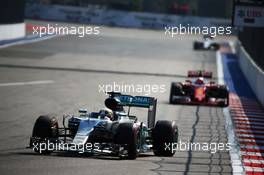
top-left (187, 70), bottom-right (212, 78)
top-left (105, 92), bottom-right (157, 128)
top-left (116, 95), bottom-right (155, 108)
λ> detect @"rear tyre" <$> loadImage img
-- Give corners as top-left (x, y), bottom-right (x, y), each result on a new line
top-left (153, 120), bottom-right (178, 156)
top-left (211, 43), bottom-right (220, 51)
top-left (193, 42), bottom-right (203, 50)
top-left (31, 115), bottom-right (59, 154)
top-left (193, 42), bottom-right (200, 50)
top-left (115, 123), bottom-right (138, 159)
top-left (169, 82), bottom-right (182, 104)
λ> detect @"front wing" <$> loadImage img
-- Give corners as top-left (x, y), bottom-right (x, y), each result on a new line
top-left (170, 95), bottom-right (228, 107)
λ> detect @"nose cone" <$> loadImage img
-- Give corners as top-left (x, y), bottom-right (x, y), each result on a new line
top-left (195, 87), bottom-right (205, 101)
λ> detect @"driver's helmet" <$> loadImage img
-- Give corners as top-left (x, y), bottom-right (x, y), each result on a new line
top-left (99, 108), bottom-right (114, 120)
top-left (195, 77), bottom-right (204, 85)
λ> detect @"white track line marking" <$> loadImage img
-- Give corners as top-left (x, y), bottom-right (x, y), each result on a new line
top-left (244, 159), bottom-right (264, 164)
top-left (230, 111), bottom-right (264, 116)
top-left (236, 129), bottom-right (264, 134)
top-left (232, 115), bottom-right (264, 119)
top-left (0, 35), bottom-right (59, 49)
top-left (240, 145), bottom-right (264, 150)
top-left (217, 51), bottom-right (245, 174)
top-left (238, 134), bottom-right (264, 139)
top-left (233, 116), bottom-right (264, 121)
top-left (235, 121), bottom-right (264, 126)
top-left (0, 80), bottom-right (54, 87)
top-left (237, 125), bottom-right (264, 130)
top-left (241, 151), bottom-right (263, 156)
top-left (245, 166), bottom-right (264, 172)
top-left (239, 139), bottom-right (264, 144)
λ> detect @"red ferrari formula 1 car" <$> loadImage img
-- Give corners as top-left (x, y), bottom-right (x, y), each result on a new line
top-left (169, 70), bottom-right (229, 107)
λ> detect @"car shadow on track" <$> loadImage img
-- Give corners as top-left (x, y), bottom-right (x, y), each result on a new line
top-left (14, 151), bottom-right (154, 161)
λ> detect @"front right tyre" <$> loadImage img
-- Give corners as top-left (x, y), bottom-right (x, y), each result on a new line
top-left (115, 122), bottom-right (138, 159)
top-left (153, 120), bottom-right (178, 156)
top-left (169, 82), bottom-right (182, 104)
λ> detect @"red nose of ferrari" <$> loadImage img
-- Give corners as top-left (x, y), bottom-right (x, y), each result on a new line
top-left (195, 87), bottom-right (205, 101)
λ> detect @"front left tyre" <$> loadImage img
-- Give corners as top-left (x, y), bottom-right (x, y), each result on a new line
top-left (31, 115), bottom-right (59, 154)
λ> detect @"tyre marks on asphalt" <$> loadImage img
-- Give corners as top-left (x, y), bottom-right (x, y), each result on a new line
top-left (152, 106), bottom-right (232, 174)
top-left (0, 64), bottom-right (189, 79)
top-left (184, 106), bottom-right (200, 175)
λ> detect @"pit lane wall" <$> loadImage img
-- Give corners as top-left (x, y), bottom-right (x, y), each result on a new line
top-left (0, 1), bottom-right (25, 41)
top-left (235, 41), bottom-right (264, 106)
top-left (25, 4), bottom-right (230, 29)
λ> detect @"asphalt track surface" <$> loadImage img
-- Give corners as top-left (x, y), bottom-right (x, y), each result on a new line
top-left (0, 21), bottom-right (232, 175)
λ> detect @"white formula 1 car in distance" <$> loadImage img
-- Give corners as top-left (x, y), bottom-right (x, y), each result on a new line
top-left (193, 35), bottom-right (220, 51)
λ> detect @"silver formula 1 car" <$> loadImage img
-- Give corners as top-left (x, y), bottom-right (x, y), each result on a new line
top-left (29, 92), bottom-right (178, 159)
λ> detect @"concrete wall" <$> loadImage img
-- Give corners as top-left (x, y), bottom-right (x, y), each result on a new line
top-left (236, 41), bottom-right (264, 106)
top-left (0, 23), bottom-right (25, 41)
